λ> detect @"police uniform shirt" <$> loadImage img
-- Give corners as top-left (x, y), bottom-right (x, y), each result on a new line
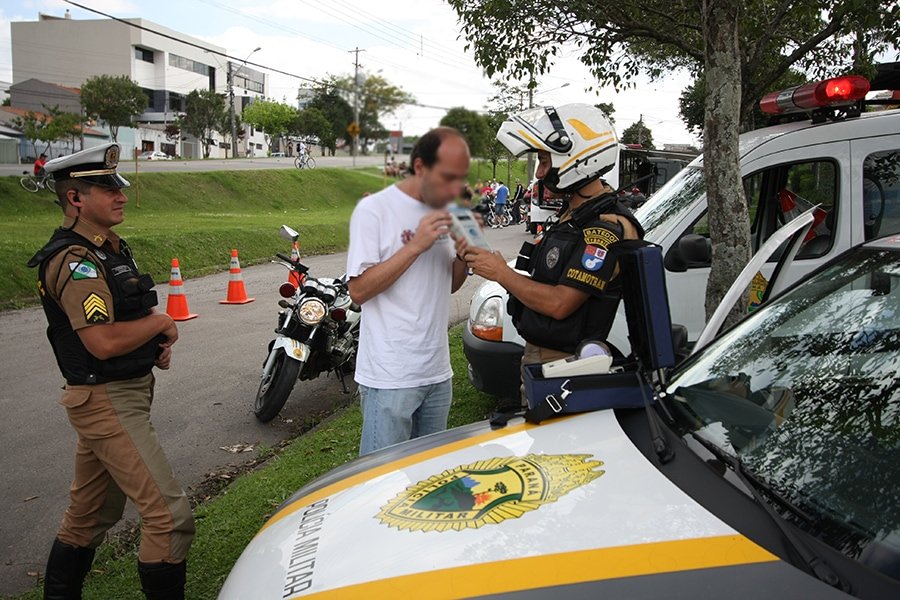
top-left (547, 212), bottom-right (639, 296)
top-left (42, 217), bottom-right (118, 330)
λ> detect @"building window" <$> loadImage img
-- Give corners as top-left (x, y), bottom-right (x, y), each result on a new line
top-left (140, 87), bottom-right (155, 109)
top-left (134, 46), bottom-right (154, 63)
top-left (168, 92), bottom-right (184, 112)
top-left (169, 53), bottom-right (212, 76)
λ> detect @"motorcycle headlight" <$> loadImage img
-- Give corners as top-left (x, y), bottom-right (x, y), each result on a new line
top-left (298, 298), bottom-right (327, 325)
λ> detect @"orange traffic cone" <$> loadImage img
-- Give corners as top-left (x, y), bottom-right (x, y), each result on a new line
top-left (219, 249), bottom-right (255, 305)
top-left (165, 258), bottom-right (198, 321)
top-left (288, 241), bottom-right (302, 287)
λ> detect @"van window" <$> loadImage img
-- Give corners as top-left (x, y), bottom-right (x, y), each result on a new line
top-left (863, 150), bottom-right (900, 241)
top-left (771, 161), bottom-right (838, 258)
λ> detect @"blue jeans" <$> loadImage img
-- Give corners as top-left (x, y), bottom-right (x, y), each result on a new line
top-left (359, 379), bottom-right (452, 456)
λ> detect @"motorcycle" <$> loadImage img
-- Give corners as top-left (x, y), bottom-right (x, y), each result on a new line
top-left (254, 225), bottom-right (361, 422)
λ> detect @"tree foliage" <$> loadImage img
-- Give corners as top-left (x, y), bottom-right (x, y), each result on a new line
top-left (594, 102), bottom-right (615, 123)
top-left (216, 110), bottom-right (245, 158)
top-left (12, 105), bottom-right (81, 157)
top-left (181, 89), bottom-right (226, 159)
top-left (621, 120), bottom-right (654, 149)
top-left (306, 88), bottom-right (354, 155)
top-left (326, 74), bottom-right (414, 151)
top-left (292, 107), bottom-right (331, 144)
top-left (79, 74), bottom-right (147, 142)
top-left (447, 0), bottom-right (900, 127)
top-left (440, 107), bottom-right (491, 157)
top-left (241, 99), bottom-right (297, 150)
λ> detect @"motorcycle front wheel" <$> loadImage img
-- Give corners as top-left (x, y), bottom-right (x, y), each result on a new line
top-left (254, 349), bottom-right (302, 422)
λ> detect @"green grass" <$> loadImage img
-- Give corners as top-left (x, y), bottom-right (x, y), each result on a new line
top-left (0, 168), bottom-right (383, 309)
top-left (0, 160), bottom-right (526, 309)
top-left (12, 325), bottom-right (496, 600)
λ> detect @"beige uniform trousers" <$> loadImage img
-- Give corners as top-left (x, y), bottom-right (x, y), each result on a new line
top-left (56, 373), bottom-right (194, 564)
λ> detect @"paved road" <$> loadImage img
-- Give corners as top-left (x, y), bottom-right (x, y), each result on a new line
top-left (0, 223), bottom-right (529, 595)
top-left (1, 154), bottom-right (385, 177)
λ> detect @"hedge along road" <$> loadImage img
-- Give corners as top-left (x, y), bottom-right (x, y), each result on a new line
top-left (0, 223), bottom-right (529, 596)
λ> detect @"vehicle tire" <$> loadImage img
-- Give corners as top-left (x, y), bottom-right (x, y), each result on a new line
top-left (294, 157), bottom-right (303, 169)
top-left (43, 178), bottom-right (55, 194)
top-left (306, 157), bottom-right (316, 169)
top-left (254, 349), bottom-right (301, 422)
top-left (20, 176), bottom-right (39, 193)
top-left (500, 213), bottom-right (511, 227)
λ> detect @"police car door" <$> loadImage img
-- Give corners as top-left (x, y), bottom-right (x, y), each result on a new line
top-left (851, 135), bottom-right (900, 244)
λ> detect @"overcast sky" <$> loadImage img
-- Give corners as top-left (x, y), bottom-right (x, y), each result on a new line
top-left (0, 0), bottom-right (701, 145)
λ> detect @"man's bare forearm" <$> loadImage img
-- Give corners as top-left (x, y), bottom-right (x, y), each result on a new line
top-left (348, 244), bottom-right (421, 305)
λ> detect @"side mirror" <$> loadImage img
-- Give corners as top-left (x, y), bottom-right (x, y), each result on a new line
top-left (665, 234), bottom-right (711, 272)
top-left (279, 225), bottom-right (299, 242)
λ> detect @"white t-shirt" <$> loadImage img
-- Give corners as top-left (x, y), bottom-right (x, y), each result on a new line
top-left (346, 185), bottom-right (455, 389)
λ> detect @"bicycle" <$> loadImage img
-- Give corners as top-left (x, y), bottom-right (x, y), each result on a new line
top-left (294, 153), bottom-right (316, 170)
top-left (20, 171), bottom-right (55, 194)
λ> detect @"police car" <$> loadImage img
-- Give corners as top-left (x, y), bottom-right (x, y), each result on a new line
top-left (220, 211), bottom-right (899, 598)
top-left (465, 74), bottom-right (900, 401)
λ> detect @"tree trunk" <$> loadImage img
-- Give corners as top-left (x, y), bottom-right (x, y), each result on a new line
top-left (702, 1), bottom-right (750, 325)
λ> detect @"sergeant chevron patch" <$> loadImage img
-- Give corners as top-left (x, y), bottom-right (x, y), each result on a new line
top-left (83, 293), bottom-right (109, 323)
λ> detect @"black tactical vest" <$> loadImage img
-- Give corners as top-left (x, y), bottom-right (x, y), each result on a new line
top-left (510, 195), bottom-right (644, 353)
top-left (28, 228), bottom-right (163, 385)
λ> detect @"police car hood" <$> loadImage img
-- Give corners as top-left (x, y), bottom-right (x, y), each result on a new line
top-left (219, 410), bottom-right (784, 599)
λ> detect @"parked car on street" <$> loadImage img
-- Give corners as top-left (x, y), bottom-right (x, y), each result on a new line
top-left (220, 212), bottom-right (900, 599)
top-left (466, 75), bottom-right (900, 401)
top-left (137, 150), bottom-right (172, 161)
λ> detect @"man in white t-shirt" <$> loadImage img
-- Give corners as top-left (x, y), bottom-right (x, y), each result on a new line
top-left (346, 127), bottom-right (471, 455)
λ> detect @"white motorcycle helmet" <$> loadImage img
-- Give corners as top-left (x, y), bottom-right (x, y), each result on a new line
top-left (496, 103), bottom-right (617, 194)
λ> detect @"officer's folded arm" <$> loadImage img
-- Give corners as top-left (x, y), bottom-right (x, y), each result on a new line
top-left (76, 313), bottom-right (176, 360)
top-left (467, 248), bottom-right (589, 320)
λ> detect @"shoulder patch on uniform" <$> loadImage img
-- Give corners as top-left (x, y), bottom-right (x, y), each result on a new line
top-left (581, 245), bottom-right (607, 271)
top-left (583, 226), bottom-right (619, 249)
top-left (83, 293), bottom-right (109, 323)
top-left (69, 260), bottom-right (98, 280)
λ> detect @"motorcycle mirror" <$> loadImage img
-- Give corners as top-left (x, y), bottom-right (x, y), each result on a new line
top-left (279, 225), bottom-right (300, 242)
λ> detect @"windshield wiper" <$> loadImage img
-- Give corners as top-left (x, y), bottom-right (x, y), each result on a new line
top-left (688, 431), bottom-right (848, 592)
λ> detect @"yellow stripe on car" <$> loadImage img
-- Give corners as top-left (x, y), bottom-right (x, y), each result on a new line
top-left (301, 534), bottom-right (778, 599)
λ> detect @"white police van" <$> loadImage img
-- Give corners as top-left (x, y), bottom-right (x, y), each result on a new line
top-left (465, 75), bottom-right (900, 401)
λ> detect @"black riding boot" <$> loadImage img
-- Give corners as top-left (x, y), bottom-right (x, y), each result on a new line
top-left (43, 538), bottom-right (96, 600)
top-left (138, 560), bottom-right (186, 600)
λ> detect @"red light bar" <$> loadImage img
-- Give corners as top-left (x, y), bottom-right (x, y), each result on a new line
top-left (760, 75), bottom-right (870, 115)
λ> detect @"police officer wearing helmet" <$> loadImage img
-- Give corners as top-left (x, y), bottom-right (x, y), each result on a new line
top-left (465, 104), bottom-right (643, 376)
top-left (27, 143), bottom-right (194, 599)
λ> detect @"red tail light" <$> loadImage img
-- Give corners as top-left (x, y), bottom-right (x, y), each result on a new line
top-left (279, 282), bottom-right (297, 298)
top-left (759, 75), bottom-right (870, 115)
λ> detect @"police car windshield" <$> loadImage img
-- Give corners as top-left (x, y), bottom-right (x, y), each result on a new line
top-left (634, 166), bottom-right (705, 242)
top-left (666, 245), bottom-right (900, 582)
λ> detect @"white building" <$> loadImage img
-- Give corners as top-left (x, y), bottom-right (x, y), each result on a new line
top-left (10, 11), bottom-right (269, 159)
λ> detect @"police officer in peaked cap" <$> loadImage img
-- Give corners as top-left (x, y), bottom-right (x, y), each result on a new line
top-left (465, 104), bottom-right (644, 406)
top-left (27, 143), bottom-right (194, 599)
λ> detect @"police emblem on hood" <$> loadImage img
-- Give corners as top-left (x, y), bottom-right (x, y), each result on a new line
top-left (546, 246), bottom-right (561, 269)
top-left (376, 454), bottom-right (604, 533)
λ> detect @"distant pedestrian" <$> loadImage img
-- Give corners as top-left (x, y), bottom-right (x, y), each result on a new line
top-left (287, 141), bottom-right (294, 157)
top-left (492, 180), bottom-right (509, 228)
top-left (511, 178), bottom-right (525, 223)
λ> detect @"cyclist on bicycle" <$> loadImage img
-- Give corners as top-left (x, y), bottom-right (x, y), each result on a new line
top-left (34, 153), bottom-right (48, 176)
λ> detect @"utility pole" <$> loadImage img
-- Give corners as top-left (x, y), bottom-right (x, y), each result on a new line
top-left (526, 79), bottom-right (535, 181)
top-left (349, 47), bottom-right (365, 167)
top-left (637, 114), bottom-right (644, 146)
top-left (228, 61), bottom-right (237, 159)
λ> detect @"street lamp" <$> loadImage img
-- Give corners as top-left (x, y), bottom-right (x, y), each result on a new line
top-left (229, 47), bottom-right (261, 158)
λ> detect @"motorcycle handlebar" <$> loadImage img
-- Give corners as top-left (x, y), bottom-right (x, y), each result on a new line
top-left (275, 253), bottom-right (309, 274)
